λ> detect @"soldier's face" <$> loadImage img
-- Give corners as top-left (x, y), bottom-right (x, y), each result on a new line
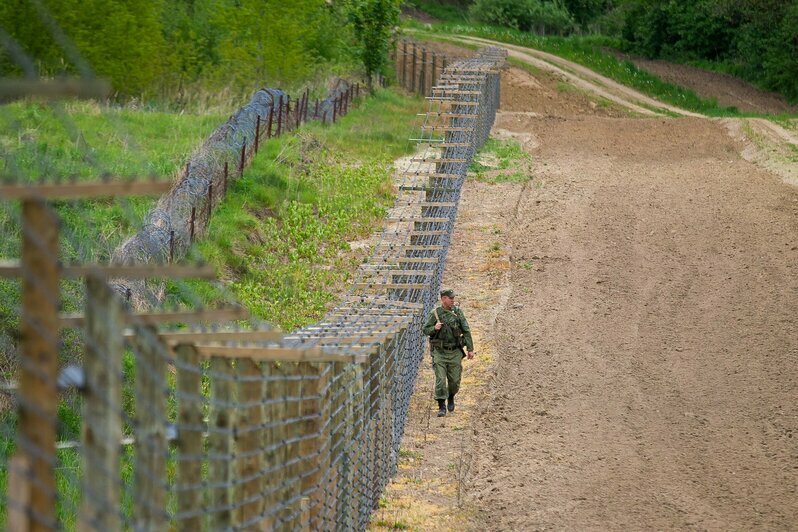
top-left (441, 295), bottom-right (454, 309)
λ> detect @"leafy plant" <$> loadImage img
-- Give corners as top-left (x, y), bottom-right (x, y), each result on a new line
top-left (351, 0), bottom-right (402, 89)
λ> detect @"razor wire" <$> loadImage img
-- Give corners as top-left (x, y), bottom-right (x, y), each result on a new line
top-left (111, 79), bottom-right (359, 309)
top-left (0, 18), bottom-right (505, 529)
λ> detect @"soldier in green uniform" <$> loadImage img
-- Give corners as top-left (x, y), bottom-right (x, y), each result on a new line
top-left (423, 289), bottom-right (475, 417)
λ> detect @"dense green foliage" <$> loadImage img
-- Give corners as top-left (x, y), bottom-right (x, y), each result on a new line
top-left (469, 0), bottom-right (575, 35)
top-left (351, 0), bottom-right (402, 88)
top-left (617, 0), bottom-right (798, 102)
top-left (0, 0), bottom-right (389, 101)
top-left (411, 0), bottom-right (798, 104)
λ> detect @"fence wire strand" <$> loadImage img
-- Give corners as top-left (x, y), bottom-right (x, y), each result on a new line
top-left (0, 36), bottom-right (505, 530)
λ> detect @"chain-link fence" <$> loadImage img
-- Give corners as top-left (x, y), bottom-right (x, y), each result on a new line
top-left (0, 35), bottom-right (505, 530)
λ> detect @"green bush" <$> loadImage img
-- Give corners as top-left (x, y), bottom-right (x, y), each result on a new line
top-left (468, 0), bottom-right (575, 35)
top-left (0, 0), bottom-right (362, 102)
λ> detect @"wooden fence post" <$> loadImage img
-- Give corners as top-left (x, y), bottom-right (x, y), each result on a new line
top-left (15, 199), bottom-right (59, 531)
top-left (332, 96), bottom-right (338, 123)
top-left (411, 43), bottom-right (417, 94)
top-left (207, 182), bottom-right (213, 222)
top-left (239, 138), bottom-right (246, 178)
top-left (277, 95), bottom-right (283, 136)
top-left (420, 48), bottom-right (427, 96)
top-left (236, 358), bottom-right (264, 526)
top-left (267, 104), bottom-right (274, 139)
top-left (132, 325), bottom-right (168, 531)
top-left (208, 356), bottom-right (236, 530)
top-left (176, 343), bottom-right (203, 531)
top-left (329, 361), bottom-right (348, 527)
top-left (80, 275), bottom-right (124, 531)
top-left (401, 41), bottom-right (407, 89)
top-left (281, 362), bottom-right (303, 527)
top-left (259, 362), bottom-right (282, 530)
top-left (298, 362), bottom-right (331, 528)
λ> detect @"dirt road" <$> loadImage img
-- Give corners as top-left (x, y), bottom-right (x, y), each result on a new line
top-left (371, 43), bottom-right (797, 531)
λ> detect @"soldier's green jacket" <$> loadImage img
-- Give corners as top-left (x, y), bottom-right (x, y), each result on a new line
top-left (423, 305), bottom-right (474, 352)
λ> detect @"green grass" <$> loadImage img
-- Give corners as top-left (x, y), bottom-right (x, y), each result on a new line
top-left (182, 89), bottom-right (424, 330)
top-left (0, 102), bottom-right (226, 380)
top-left (0, 101), bottom-right (225, 181)
top-left (469, 138), bottom-right (532, 184)
top-left (407, 25), bottom-right (798, 120)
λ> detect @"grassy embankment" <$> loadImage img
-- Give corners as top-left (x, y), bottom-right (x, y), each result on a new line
top-left (0, 87), bottom-right (425, 526)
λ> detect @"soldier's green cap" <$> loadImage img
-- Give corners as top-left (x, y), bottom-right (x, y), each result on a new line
top-left (440, 289), bottom-right (455, 298)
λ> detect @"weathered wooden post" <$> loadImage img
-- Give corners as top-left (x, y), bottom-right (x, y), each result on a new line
top-left (239, 137), bottom-right (247, 178)
top-left (208, 356), bottom-right (235, 530)
top-left (401, 41), bottom-right (408, 89)
top-left (411, 43), bottom-right (417, 94)
top-left (298, 362), bottom-right (331, 528)
top-left (131, 325), bottom-right (168, 531)
top-left (420, 48), bottom-right (427, 96)
top-left (236, 358), bottom-right (265, 526)
top-left (14, 199), bottom-right (59, 531)
top-left (282, 362), bottom-right (303, 527)
top-left (276, 95), bottom-right (284, 136)
top-left (176, 343), bottom-right (203, 532)
top-left (267, 104), bottom-right (274, 139)
top-left (259, 362), bottom-right (282, 530)
top-left (80, 275), bottom-right (124, 530)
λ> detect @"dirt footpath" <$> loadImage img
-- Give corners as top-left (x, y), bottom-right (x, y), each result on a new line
top-left (371, 48), bottom-right (797, 531)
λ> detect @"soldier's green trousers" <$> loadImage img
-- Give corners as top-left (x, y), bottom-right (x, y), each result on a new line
top-left (432, 348), bottom-right (463, 401)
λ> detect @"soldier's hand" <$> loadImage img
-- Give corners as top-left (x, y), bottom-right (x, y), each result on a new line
top-left (467, 351), bottom-right (475, 360)
top-left (435, 322), bottom-right (442, 331)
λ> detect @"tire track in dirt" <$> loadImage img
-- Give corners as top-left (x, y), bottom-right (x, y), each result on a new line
top-left (449, 35), bottom-right (704, 118)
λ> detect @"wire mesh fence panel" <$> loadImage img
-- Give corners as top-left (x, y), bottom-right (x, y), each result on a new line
top-left (1, 19), bottom-right (505, 528)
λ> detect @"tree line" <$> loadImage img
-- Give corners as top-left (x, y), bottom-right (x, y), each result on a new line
top-left (0, 0), bottom-right (400, 101)
top-left (465, 0), bottom-right (798, 103)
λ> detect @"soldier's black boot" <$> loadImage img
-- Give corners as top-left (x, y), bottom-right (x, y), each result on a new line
top-left (447, 394), bottom-right (455, 412)
top-left (437, 399), bottom-right (446, 417)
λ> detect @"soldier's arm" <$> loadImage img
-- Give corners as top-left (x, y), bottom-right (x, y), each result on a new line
top-left (422, 311), bottom-right (439, 337)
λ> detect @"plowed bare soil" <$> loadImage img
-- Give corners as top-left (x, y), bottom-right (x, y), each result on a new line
top-left (371, 44), bottom-right (798, 532)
